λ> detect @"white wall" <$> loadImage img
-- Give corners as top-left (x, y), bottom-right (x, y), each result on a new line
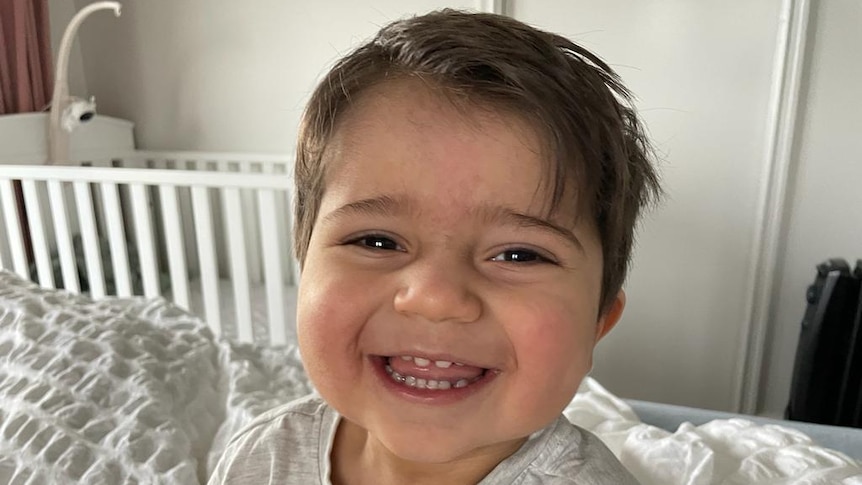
top-left (759, 1), bottom-right (862, 418)
top-left (61, 1), bottom-right (858, 414)
top-left (72, 0), bottom-right (476, 152)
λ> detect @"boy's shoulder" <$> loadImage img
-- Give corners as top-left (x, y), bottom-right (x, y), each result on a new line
top-left (226, 392), bottom-right (331, 446)
top-left (208, 394), bottom-right (336, 485)
top-left (246, 393), bottom-right (328, 428)
top-left (485, 416), bottom-right (640, 485)
top-left (553, 421), bottom-right (639, 484)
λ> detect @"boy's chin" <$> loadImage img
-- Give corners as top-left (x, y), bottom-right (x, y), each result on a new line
top-left (370, 425), bottom-right (527, 466)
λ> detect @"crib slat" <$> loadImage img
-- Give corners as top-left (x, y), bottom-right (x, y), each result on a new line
top-left (0, 180), bottom-right (29, 278)
top-left (100, 182), bottom-right (132, 297)
top-left (241, 188), bottom-right (262, 284)
top-left (21, 180), bottom-right (54, 288)
top-left (192, 186), bottom-right (221, 335)
top-left (130, 184), bottom-right (159, 298)
top-left (47, 181), bottom-right (79, 293)
top-left (74, 182), bottom-right (106, 298)
top-left (283, 189), bottom-right (299, 286)
top-left (159, 186), bottom-right (190, 309)
top-left (174, 178), bottom-right (198, 279)
top-left (0, 182), bottom-right (17, 274)
top-left (263, 163), bottom-right (295, 285)
top-left (257, 189), bottom-right (286, 345)
top-left (0, 197), bottom-right (10, 272)
top-left (223, 188), bottom-right (253, 342)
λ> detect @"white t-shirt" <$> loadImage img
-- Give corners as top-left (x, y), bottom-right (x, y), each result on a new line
top-left (208, 394), bottom-right (640, 484)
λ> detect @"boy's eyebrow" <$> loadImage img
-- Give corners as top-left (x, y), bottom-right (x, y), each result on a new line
top-left (321, 195), bottom-right (411, 224)
top-left (476, 205), bottom-right (585, 252)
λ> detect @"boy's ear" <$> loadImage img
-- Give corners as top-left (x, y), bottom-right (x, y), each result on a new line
top-left (595, 290), bottom-right (626, 343)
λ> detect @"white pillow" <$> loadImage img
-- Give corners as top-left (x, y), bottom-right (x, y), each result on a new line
top-left (0, 271), bottom-right (224, 484)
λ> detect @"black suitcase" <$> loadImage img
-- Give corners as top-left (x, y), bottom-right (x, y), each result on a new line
top-left (786, 259), bottom-right (862, 427)
top-left (837, 261), bottom-right (862, 427)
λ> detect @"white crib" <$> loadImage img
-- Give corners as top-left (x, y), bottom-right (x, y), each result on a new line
top-left (0, 151), bottom-right (297, 344)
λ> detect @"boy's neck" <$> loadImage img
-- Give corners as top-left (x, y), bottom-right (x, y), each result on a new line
top-left (330, 418), bottom-right (526, 485)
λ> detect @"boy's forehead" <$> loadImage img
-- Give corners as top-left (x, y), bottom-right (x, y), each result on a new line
top-left (320, 78), bottom-right (587, 225)
top-left (333, 79), bottom-right (536, 150)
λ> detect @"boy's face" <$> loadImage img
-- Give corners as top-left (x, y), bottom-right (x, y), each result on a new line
top-left (297, 79), bottom-right (624, 464)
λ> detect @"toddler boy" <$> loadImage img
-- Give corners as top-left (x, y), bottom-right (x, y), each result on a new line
top-left (210, 9), bottom-right (660, 485)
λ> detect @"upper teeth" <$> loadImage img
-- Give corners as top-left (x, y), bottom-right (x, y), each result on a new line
top-left (396, 355), bottom-right (457, 368)
top-left (384, 364), bottom-right (473, 390)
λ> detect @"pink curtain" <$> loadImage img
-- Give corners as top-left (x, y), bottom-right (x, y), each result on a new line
top-left (0, 0), bottom-right (53, 115)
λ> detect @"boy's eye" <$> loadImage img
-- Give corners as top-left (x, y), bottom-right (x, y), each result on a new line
top-left (349, 235), bottom-right (403, 251)
top-left (490, 249), bottom-right (549, 264)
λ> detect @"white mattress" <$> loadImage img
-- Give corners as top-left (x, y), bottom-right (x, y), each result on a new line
top-left (0, 270), bottom-right (859, 485)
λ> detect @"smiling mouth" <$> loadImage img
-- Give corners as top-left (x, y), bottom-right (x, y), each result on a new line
top-left (378, 355), bottom-right (492, 391)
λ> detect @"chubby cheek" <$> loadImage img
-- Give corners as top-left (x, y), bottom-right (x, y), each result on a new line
top-left (505, 300), bottom-right (598, 415)
top-left (297, 256), bottom-right (372, 395)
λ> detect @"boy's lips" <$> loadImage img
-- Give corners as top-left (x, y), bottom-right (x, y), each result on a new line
top-left (369, 354), bottom-right (499, 400)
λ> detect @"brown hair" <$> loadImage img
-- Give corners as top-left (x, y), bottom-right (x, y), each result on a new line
top-left (294, 9), bottom-right (662, 314)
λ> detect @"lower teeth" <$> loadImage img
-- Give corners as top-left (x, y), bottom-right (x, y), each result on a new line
top-left (385, 363), bottom-right (477, 390)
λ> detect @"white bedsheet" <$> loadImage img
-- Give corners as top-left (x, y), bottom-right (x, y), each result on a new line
top-left (0, 271), bottom-right (859, 484)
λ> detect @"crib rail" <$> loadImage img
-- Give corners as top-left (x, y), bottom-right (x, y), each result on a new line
top-left (0, 164), bottom-right (296, 345)
top-left (78, 150), bottom-right (293, 175)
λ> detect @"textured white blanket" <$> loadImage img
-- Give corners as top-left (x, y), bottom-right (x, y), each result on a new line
top-left (0, 273), bottom-right (223, 483)
top-left (0, 271), bottom-right (859, 484)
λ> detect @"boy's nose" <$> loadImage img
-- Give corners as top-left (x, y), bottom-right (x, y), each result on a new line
top-left (393, 261), bottom-right (482, 324)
